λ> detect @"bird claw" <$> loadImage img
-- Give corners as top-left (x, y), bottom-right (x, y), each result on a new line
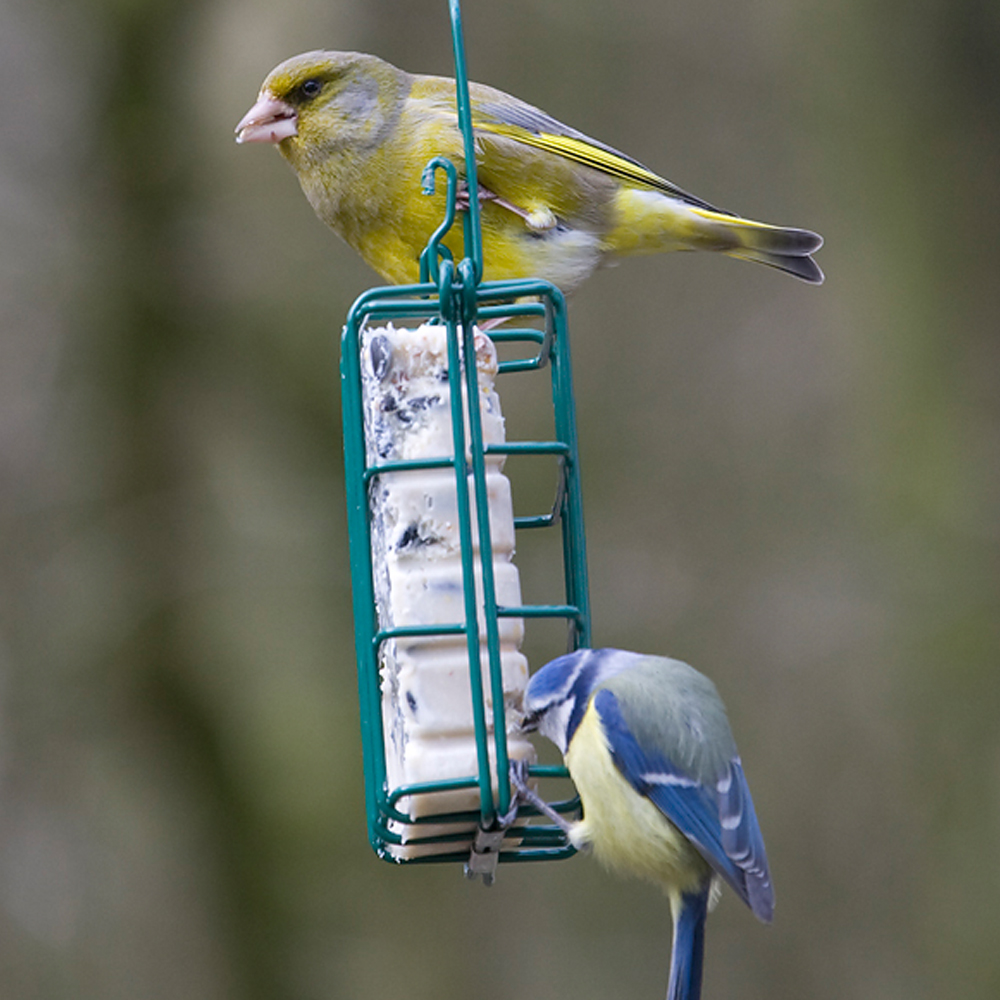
top-left (509, 756), bottom-right (531, 788)
top-left (507, 759), bottom-right (575, 836)
top-left (456, 184), bottom-right (556, 231)
top-left (454, 181), bottom-right (492, 214)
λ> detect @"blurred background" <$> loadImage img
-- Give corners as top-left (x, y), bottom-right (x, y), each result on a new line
top-left (2, 0), bottom-right (999, 997)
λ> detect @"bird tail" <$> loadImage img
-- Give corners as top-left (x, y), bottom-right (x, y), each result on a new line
top-left (609, 189), bottom-right (824, 283)
top-left (690, 206), bottom-right (825, 284)
top-left (667, 886), bottom-right (710, 1000)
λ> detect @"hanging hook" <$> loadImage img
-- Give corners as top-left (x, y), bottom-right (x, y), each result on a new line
top-left (419, 156), bottom-right (458, 287)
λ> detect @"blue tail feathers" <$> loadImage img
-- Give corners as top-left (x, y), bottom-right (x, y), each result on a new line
top-left (667, 886), bottom-right (710, 1000)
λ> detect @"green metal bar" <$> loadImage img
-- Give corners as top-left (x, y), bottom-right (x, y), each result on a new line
top-left (479, 303), bottom-right (547, 321)
top-left (486, 329), bottom-right (546, 344)
top-left (374, 624), bottom-right (467, 644)
top-left (486, 442), bottom-right (571, 456)
top-left (497, 604), bottom-right (587, 621)
top-left (497, 357), bottom-right (546, 374)
top-left (459, 317), bottom-right (512, 821)
top-left (345, 283), bottom-right (438, 322)
top-left (441, 317), bottom-right (499, 825)
top-left (445, 3), bottom-right (514, 826)
top-left (388, 778), bottom-right (479, 803)
top-left (340, 319), bottom-right (390, 856)
top-left (546, 290), bottom-right (592, 649)
top-left (448, 0), bottom-right (484, 280)
top-left (378, 795), bottom-right (579, 827)
top-left (363, 457), bottom-right (456, 482)
top-left (513, 514), bottom-right (559, 529)
top-left (377, 798), bottom-right (580, 832)
top-left (475, 278), bottom-right (560, 299)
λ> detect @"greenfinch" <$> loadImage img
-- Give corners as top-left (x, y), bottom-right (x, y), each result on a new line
top-left (236, 50), bottom-right (823, 289)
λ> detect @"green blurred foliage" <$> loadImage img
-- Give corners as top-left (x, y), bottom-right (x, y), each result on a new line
top-left (1, 0), bottom-right (998, 998)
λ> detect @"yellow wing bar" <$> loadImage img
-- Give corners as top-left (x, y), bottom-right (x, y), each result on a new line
top-left (473, 120), bottom-right (699, 202)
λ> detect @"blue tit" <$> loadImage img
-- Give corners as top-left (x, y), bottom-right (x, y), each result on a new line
top-left (516, 647), bottom-right (773, 1000)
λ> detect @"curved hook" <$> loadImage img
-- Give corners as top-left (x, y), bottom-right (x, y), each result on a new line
top-left (419, 157), bottom-right (459, 286)
top-left (420, 156), bottom-right (479, 330)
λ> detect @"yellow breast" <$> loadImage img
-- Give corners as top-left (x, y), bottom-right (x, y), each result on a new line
top-left (565, 701), bottom-right (710, 895)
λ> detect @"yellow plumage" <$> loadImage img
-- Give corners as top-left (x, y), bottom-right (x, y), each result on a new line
top-left (236, 50), bottom-right (823, 290)
top-left (565, 701), bottom-right (710, 902)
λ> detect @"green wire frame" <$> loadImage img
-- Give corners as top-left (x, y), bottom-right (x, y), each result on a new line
top-left (341, 283), bottom-right (589, 865)
top-left (339, 0), bottom-right (590, 867)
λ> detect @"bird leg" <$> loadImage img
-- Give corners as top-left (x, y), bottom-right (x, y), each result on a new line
top-left (508, 759), bottom-right (576, 836)
top-left (456, 184), bottom-right (557, 232)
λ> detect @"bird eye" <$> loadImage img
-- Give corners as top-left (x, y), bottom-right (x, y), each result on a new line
top-left (299, 78), bottom-right (322, 99)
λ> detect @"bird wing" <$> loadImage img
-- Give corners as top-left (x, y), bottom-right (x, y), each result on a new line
top-left (593, 688), bottom-right (774, 922)
top-left (470, 99), bottom-right (723, 212)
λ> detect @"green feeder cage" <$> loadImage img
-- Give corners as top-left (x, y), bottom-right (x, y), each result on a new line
top-left (340, 0), bottom-right (590, 882)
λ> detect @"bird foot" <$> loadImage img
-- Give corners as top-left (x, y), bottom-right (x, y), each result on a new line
top-left (456, 184), bottom-right (556, 231)
top-left (508, 759), bottom-right (576, 836)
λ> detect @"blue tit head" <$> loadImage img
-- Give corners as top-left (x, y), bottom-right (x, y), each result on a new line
top-left (523, 648), bottom-right (736, 772)
top-left (521, 647), bottom-right (638, 753)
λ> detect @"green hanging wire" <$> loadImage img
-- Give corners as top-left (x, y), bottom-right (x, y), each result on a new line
top-left (447, 0), bottom-right (484, 283)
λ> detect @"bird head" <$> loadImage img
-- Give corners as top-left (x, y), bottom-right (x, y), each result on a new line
top-left (521, 648), bottom-right (639, 753)
top-left (235, 51), bottom-right (407, 166)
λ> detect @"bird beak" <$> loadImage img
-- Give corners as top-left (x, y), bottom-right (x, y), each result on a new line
top-left (517, 710), bottom-right (540, 734)
top-left (235, 94), bottom-right (297, 144)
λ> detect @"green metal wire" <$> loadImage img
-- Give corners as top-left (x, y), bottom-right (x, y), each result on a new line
top-left (342, 287), bottom-right (588, 863)
top-left (447, 0), bottom-right (484, 282)
top-left (339, 0), bottom-right (591, 867)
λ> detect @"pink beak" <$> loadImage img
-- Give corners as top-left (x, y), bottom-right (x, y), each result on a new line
top-left (235, 94), bottom-right (297, 144)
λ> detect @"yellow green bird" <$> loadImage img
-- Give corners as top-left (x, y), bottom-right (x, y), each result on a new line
top-left (236, 50), bottom-right (823, 289)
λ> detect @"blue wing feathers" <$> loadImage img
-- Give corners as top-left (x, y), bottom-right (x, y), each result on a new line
top-left (715, 758), bottom-right (773, 920)
top-left (594, 689), bottom-right (774, 922)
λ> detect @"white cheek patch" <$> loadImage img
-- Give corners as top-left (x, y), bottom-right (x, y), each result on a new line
top-left (538, 699), bottom-right (575, 755)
